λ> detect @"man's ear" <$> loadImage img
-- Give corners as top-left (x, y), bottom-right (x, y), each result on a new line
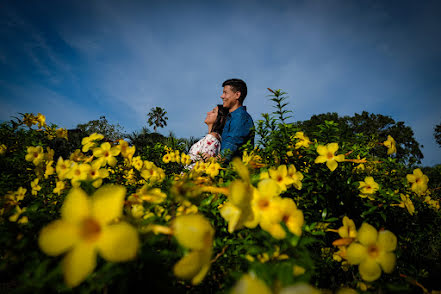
top-left (234, 91), bottom-right (241, 100)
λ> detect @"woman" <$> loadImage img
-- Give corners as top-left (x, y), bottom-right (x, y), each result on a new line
top-left (186, 105), bottom-right (229, 169)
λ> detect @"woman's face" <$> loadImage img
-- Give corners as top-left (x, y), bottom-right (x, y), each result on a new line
top-left (204, 106), bottom-right (218, 125)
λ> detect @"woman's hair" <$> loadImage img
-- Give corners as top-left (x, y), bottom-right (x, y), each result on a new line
top-left (210, 105), bottom-right (229, 136)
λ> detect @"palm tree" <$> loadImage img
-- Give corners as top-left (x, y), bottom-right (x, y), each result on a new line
top-left (147, 107), bottom-right (168, 133)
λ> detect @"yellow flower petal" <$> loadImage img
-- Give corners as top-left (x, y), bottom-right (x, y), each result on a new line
top-left (233, 158), bottom-right (250, 180)
top-left (39, 220), bottom-right (79, 256)
top-left (173, 214), bottom-right (214, 250)
top-left (62, 242), bottom-right (97, 287)
top-left (328, 143), bottom-right (339, 154)
top-left (377, 252), bottom-right (396, 273)
top-left (406, 174), bottom-right (416, 183)
top-left (335, 154), bottom-right (345, 162)
top-left (96, 222), bottom-right (139, 262)
top-left (279, 283), bottom-right (321, 294)
top-left (346, 243), bottom-right (367, 265)
top-left (377, 230), bottom-right (397, 252)
top-left (61, 188), bottom-right (91, 224)
top-left (326, 159), bottom-right (338, 172)
top-left (257, 179), bottom-right (281, 198)
top-left (220, 202), bottom-right (242, 233)
top-left (316, 145), bottom-right (328, 156)
top-left (231, 274), bottom-right (272, 294)
top-left (230, 180), bottom-right (252, 208)
top-left (191, 260), bottom-right (211, 285)
top-left (314, 155), bottom-right (327, 164)
top-left (91, 185), bottom-right (126, 225)
top-left (359, 258), bottom-right (382, 282)
top-left (357, 223), bottom-right (377, 246)
top-left (110, 147), bottom-right (120, 156)
top-left (173, 250), bottom-right (210, 282)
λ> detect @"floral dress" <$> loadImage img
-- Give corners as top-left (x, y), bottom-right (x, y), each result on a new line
top-left (185, 134), bottom-right (221, 169)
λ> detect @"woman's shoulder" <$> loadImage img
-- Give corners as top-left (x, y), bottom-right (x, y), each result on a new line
top-left (207, 132), bottom-right (221, 142)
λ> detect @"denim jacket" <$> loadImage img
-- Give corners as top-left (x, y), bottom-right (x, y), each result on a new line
top-left (220, 106), bottom-right (254, 161)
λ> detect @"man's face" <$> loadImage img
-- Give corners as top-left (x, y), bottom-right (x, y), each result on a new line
top-left (220, 85), bottom-right (241, 110)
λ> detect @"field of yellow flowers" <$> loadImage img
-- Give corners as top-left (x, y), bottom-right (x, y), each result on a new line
top-left (1, 95), bottom-right (440, 293)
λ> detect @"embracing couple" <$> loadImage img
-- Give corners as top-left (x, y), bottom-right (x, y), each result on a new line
top-left (187, 79), bottom-right (254, 168)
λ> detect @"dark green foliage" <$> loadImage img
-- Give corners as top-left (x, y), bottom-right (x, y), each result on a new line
top-left (434, 122), bottom-right (441, 147)
top-left (294, 111), bottom-right (424, 165)
top-left (77, 116), bottom-right (126, 141)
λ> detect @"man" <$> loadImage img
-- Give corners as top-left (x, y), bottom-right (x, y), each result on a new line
top-left (220, 79), bottom-right (254, 162)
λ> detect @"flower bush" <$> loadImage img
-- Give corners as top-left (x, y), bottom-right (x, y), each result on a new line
top-left (0, 90), bottom-right (440, 293)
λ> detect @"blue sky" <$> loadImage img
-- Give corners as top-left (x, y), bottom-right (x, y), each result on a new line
top-left (1, 0), bottom-right (440, 166)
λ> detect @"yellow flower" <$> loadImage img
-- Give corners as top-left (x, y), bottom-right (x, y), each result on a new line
top-left (260, 197), bottom-right (304, 239)
top-left (23, 113), bottom-right (38, 127)
top-left (172, 214), bottom-right (214, 285)
top-left (406, 168), bottom-right (429, 195)
top-left (31, 178), bottom-right (41, 196)
top-left (38, 185), bottom-right (139, 287)
top-left (181, 153), bottom-right (192, 166)
top-left (294, 131), bottom-right (312, 149)
top-left (53, 181), bottom-right (66, 195)
top-left (0, 144), bottom-right (7, 155)
top-left (287, 164), bottom-right (303, 190)
top-left (279, 283), bottom-right (320, 294)
top-left (131, 156), bottom-right (143, 171)
top-left (338, 216), bottom-right (357, 239)
top-left (162, 153), bottom-right (171, 164)
top-left (424, 196), bottom-right (440, 210)
top-left (56, 157), bottom-right (72, 180)
top-left (173, 213), bottom-right (214, 251)
top-left (231, 274), bottom-right (319, 294)
top-left (173, 248), bottom-right (212, 286)
top-left (138, 186), bottom-right (167, 204)
top-left (56, 128), bottom-right (68, 140)
top-left (5, 187), bottom-right (27, 205)
top-left (346, 223), bottom-right (397, 282)
top-left (93, 142), bottom-right (120, 167)
top-left (293, 265), bottom-right (306, 276)
top-left (176, 200), bottom-right (199, 216)
top-left (44, 160), bottom-right (55, 179)
top-left (315, 143), bottom-right (345, 172)
top-left (336, 288), bottom-right (358, 294)
top-left (87, 160), bottom-right (109, 188)
top-left (140, 165), bottom-right (165, 184)
top-left (130, 204), bottom-right (145, 219)
top-left (397, 194), bottom-right (415, 215)
top-left (81, 133), bottom-right (104, 152)
top-left (35, 113), bottom-right (46, 128)
top-left (174, 150), bottom-right (181, 164)
top-left (219, 159), bottom-right (256, 233)
top-left (219, 181), bottom-right (255, 233)
top-left (359, 177), bottom-right (380, 198)
top-left (66, 163), bottom-right (91, 187)
top-left (268, 165), bottom-right (294, 192)
top-left (383, 135), bottom-right (397, 155)
top-left (206, 162), bottom-right (221, 178)
top-left (231, 273), bottom-right (272, 294)
top-left (16, 187), bottom-right (26, 200)
top-left (25, 146), bottom-right (45, 166)
top-left (118, 139), bottom-right (135, 160)
top-left (9, 205), bottom-right (28, 223)
top-left (69, 149), bottom-right (93, 163)
top-left (246, 179), bottom-right (281, 229)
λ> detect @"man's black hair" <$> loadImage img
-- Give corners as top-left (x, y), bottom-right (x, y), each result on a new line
top-left (211, 105), bottom-right (229, 136)
top-left (222, 79), bottom-right (247, 104)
